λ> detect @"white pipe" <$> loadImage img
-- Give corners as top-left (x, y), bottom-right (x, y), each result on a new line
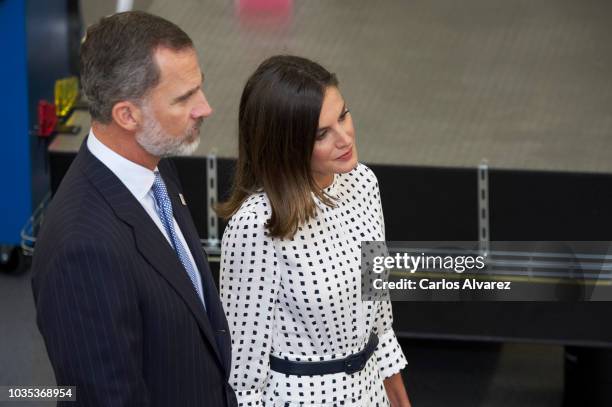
top-left (116, 0), bottom-right (134, 12)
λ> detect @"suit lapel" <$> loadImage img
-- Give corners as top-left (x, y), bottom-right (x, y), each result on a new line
top-left (75, 143), bottom-right (226, 372)
top-left (162, 166), bottom-right (232, 375)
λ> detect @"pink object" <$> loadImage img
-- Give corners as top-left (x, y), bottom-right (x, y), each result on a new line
top-left (236, 0), bottom-right (293, 29)
top-left (238, 0), bottom-right (291, 13)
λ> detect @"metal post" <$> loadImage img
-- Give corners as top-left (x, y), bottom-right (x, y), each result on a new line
top-left (478, 160), bottom-right (490, 256)
top-left (205, 154), bottom-right (220, 252)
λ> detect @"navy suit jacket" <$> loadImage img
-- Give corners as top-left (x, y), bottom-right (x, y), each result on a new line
top-left (32, 142), bottom-right (237, 407)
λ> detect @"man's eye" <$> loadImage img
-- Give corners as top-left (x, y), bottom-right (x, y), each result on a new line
top-left (174, 95), bottom-right (190, 104)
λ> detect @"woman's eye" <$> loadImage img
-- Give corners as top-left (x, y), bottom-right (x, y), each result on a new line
top-left (339, 108), bottom-right (350, 122)
top-left (316, 130), bottom-right (328, 140)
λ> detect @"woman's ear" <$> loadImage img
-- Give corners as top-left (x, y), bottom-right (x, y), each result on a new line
top-left (111, 100), bottom-right (143, 132)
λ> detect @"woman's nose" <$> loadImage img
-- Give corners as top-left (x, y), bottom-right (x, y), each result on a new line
top-left (335, 125), bottom-right (352, 147)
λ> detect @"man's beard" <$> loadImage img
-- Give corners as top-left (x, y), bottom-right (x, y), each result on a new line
top-left (135, 106), bottom-right (203, 158)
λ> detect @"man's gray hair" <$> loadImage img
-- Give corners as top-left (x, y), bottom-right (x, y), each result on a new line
top-left (80, 11), bottom-right (193, 123)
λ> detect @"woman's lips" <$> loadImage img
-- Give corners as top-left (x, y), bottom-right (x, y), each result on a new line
top-left (336, 148), bottom-right (353, 161)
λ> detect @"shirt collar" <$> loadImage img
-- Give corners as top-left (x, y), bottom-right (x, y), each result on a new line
top-left (87, 129), bottom-right (156, 201)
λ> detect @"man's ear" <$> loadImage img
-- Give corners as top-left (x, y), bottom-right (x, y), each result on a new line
top-left (111, 101), bottom-right (143, 132)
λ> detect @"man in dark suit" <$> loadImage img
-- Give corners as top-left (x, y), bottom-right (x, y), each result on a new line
top-left (31, 11), bottom-right (237, 406)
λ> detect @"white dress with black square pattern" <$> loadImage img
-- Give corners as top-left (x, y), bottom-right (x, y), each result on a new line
top-left (220, 164), bottom-right (407, 406)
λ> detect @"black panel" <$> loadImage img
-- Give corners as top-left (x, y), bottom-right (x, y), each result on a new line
top-left (490, 168), bottom-right (612, 241)
top-left (371, 164), bottom-right (479, 241)
top-left (170, 156), bottom-right (239, 240)
top-left (395, 302), bottom-right (612, 347)
top-left (171, 156), bottom-right (208, 238)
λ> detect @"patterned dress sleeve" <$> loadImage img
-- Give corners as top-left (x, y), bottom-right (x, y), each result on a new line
top-left (220, 207), bottom-right (280, 406)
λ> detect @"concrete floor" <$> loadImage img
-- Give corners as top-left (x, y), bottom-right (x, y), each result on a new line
top-left (0, 266), bottom-right (563, 407)
top-left (0, 266), bottom-right (55, 407)
top-left (79, 0), bottom-right (612, 174)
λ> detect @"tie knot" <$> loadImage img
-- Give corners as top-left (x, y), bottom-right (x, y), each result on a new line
top-left (152, 171), bottom-right (172, 210)
top-left (152, 171), bottom-right (167, 194)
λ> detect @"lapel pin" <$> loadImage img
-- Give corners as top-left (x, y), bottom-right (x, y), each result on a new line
top-left (179, 193), bottom-right (187, 206)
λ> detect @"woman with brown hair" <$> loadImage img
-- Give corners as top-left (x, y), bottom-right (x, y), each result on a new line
top-left (218, 55), bottom-right (411, 406)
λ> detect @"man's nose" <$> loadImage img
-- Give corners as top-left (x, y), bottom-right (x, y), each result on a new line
top-left (192, 91), bottom-right (213, 118)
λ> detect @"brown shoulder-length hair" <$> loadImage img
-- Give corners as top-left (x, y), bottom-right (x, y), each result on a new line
top-left (217, 55), bottom-right (339, 239)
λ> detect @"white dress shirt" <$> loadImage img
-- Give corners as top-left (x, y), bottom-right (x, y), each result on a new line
top-left (87, 130), bottom-right (204, 298)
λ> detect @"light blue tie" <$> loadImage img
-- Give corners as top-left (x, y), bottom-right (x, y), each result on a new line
top-left (151, 172), bottom-right (206, 310)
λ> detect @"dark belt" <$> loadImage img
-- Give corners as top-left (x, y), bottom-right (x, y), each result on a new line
top-left (269, 332), bottom-right (379, 376)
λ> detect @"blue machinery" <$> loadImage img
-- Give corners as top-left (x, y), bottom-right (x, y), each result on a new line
top-left (0, 0), bottom-right (30, 269)
top-left (0, 0), bottom-right (75, 270)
